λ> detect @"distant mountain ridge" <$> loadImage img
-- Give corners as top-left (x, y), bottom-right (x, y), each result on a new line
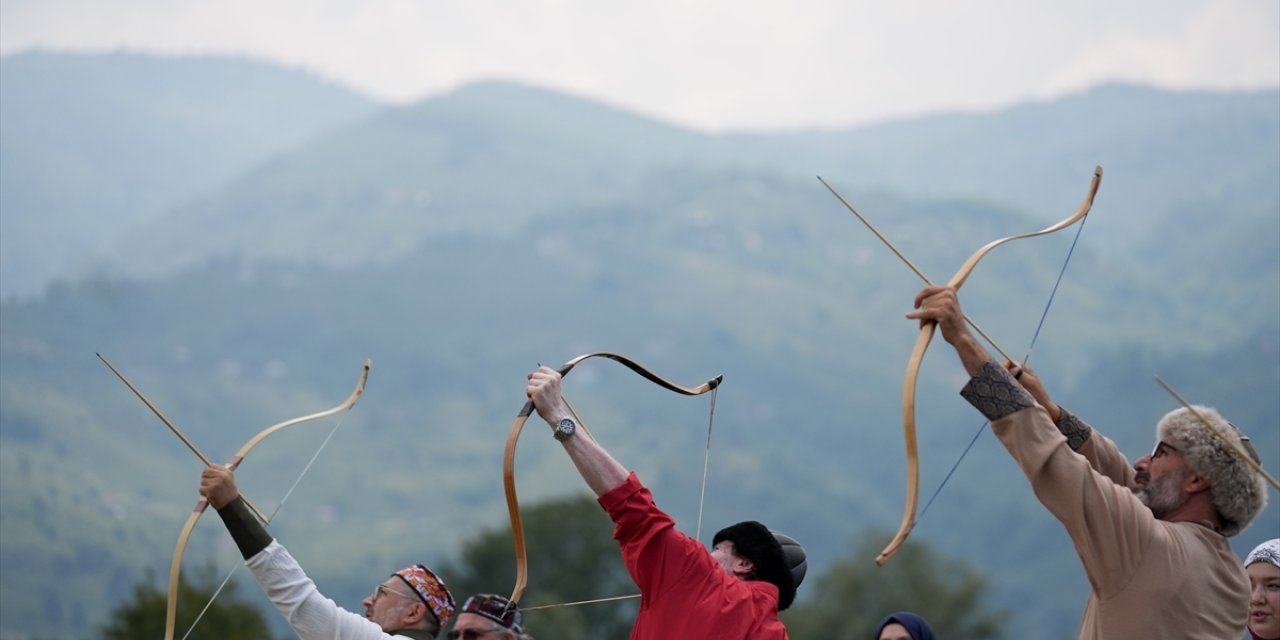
top-left (93, 76), bottom-right (1279, 286)
top-left (5, 51), bottom-right (1275, 299)
top-left (738, 83), bottom-right (1280, 226)
top-left (0, 51), bottom-right (382, 298)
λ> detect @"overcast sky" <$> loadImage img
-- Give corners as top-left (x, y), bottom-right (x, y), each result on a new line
top-left (3, 0), bottom-right (1277, 132)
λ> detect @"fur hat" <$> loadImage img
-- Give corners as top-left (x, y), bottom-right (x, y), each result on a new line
top-left (712, 521), bottom-right (807, 611)
top-left (1156, 405), bottom-right (1267, 537)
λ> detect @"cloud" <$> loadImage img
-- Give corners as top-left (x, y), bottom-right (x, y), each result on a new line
top-left (2, 0), bottom-right (1276, 131)
top-left (1040, 0), bottom-right (1280, 96)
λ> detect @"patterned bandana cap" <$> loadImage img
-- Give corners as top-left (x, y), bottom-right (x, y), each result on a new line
top-left (392, 564), bottom-right (456, 628)
top-left (1245, 539), bottom-right (1280, 569)
top-left (461, 593), bottom-right (524, 633)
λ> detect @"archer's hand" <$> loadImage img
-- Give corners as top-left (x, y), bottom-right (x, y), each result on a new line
top-left (908, 285), bottom-right (991, 376)
top-left (200, 464), bottom-right (240, 510)
top-left (526, 366), bottom-right (569, 427)
top-left (1005, 361), bottom-right (1061, 422)
top-left (908, 285), bottom-right (970, 345)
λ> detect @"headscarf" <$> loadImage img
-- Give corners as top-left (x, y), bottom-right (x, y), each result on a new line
top-left (1246, 539), bottom-right (1280, 640)
top-left (1246, 539), bottom-right (1280, 569)
top-left (874, 611), bottom-right (937, 640)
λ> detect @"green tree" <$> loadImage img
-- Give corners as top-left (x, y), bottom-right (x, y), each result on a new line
top-left (440, 494), bottom-right (638, 640)
top-left (782, 531), bottom-right (1008, 640)
top-left (99, 565), bottom-right (280, 640)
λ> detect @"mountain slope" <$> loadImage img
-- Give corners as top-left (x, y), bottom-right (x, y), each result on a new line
top-left (0, 51), bottom-right (381, 298)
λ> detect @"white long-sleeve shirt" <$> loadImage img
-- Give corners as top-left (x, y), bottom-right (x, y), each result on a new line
top-left (246, 541), bottom-right (429, 640)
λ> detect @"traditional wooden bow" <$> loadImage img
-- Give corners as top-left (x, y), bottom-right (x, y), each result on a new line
top-left (503, 352), bottom-right (722, 606)
top-left (161, 359), bottom-right (371, 640)
top-left (821, 167), bottom-right (1103, 565)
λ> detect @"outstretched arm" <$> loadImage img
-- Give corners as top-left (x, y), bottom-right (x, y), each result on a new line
top-left (526, 366), bottom-right (629, 497)
top-left (1005, 362), bottom-right (1061, 422)
top-left (201, 465), bottom-right (273, 559)
top-left (1008, 364), bottom-right (1133, 484)
top-left (912, 287), bottom-right (1154, 592)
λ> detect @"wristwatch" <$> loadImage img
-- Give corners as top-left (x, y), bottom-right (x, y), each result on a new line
top-left (553, 417), bottom-right (577, 442)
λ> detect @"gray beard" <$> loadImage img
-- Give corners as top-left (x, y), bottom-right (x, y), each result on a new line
top-left (1133, 469), bottom-right (1187, 519)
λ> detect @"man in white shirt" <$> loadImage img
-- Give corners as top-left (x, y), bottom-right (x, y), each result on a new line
top-left (200, 465), bottom-right (456, 640)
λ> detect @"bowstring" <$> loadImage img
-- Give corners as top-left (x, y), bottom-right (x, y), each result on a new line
top-left (179, 409), bottom-right (353, 640)
top-left (917, 213), bottom-right (1090, 522)
top-left (694, 387), bottom-right (718, 542)
top-left (521, 593), bottom-right (640, 611)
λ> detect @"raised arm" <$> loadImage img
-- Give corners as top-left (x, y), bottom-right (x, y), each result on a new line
top-left (526, 366), bottom-right (629, 496)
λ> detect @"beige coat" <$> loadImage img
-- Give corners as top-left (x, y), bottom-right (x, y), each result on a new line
top-left (967, 364), bottom-right (1249, 639)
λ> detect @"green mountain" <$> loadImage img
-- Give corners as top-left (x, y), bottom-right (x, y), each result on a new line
top-left (0, 51), bottom-right (381, 298)
top-left (0, 54), bottom-right (1275, 639)
top-left (740, 84), bottom-right (1280, 243)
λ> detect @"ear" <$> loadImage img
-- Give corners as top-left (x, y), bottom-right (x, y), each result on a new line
top-left (733, 557), bottom-right (755, 579)
top-left (1183, 470), bottom-right (1211, 495)
top-left (402, 601), bottom-right (426, 625)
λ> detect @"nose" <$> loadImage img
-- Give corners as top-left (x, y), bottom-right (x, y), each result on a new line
top-left (1133, 454), bottom-right (1151, 472)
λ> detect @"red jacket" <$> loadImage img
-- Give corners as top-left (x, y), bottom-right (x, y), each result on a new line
top-left (599, 472), bottom-right (788, 640)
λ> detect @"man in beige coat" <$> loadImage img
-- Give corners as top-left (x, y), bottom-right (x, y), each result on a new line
top-left (909, 285), bottom-right (1268, 639)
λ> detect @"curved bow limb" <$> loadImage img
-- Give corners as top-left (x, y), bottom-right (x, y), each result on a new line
top-left (164, 359), bottom-right (371, 640)
top-left (504, 352), bottom-right (721, 606)
top-left (875, 324), bottom-right (933, 566)
top-left (946, 166), bottom-right (1103, 290)
top-left (874, 166), bottom-right (1103, 566)
top-left (163, 499), bottom-right (208, 640)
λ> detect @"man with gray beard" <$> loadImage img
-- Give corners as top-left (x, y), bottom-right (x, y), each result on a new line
top-left (908, 285), bottom-right (1268, 640)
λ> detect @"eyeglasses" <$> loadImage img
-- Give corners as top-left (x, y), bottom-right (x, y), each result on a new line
top-left (447, 627), bottom-right (506, 640)
top-left (459, 594), bottom-right (522, 631)
top-left (369, 583), bottom-right (419, 605)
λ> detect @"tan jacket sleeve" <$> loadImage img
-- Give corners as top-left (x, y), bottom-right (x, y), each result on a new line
top-left (1055, 407), bottom-right (1136, 487)
top-left (962, 362), bottom-right (1153, 597)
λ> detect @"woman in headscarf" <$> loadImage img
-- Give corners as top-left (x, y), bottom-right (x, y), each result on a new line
top-left (874, 611), bottom-right (937, 640)
top-left (1247, 539), bottom-right (1280, 640)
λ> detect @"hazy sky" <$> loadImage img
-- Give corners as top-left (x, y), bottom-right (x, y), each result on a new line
top-left (3, 0), bottom-right (1277, 132)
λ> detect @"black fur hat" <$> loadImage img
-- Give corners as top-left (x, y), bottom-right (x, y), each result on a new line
top-left (713, 521), bottom-right (806, 610)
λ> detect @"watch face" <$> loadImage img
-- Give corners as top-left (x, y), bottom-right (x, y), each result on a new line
top-left (555, 418), bottom-right (576, 440)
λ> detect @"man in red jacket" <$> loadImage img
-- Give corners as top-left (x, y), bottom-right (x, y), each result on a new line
top-left (526, 366), bottom-right (807, 640)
